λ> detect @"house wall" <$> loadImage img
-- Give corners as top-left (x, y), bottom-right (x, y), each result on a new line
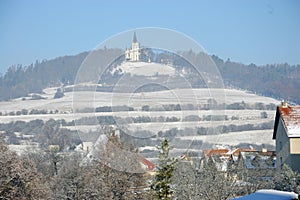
top-left (290, 138), bottom-right (300, 154)
top-left (290, 155), bottom-right (300, 172)
top-left (290, 138), bottom-right (300, 172)
top-left (276, 118), bottom-right (291, 170)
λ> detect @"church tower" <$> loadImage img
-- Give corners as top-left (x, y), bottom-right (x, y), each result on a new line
top-left (125, 32), bottom-right (140, 62)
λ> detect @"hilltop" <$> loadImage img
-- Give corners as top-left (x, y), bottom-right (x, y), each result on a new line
top-left (0, 48), bottom-right (299, 103)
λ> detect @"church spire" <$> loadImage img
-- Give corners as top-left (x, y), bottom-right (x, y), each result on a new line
top-left (133, 32), bottom-right (137, 43)
top-left (125, 32), bottom-right (140, 62)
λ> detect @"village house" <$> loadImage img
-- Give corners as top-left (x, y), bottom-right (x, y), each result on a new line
top-left (201, 147), bottom-right (276, 182)
top-left (201, 149), bottom-right (235, 172)
top-left (273, 101), bottom-right (300, 172)
top-left (201, 148), bottom-right (255, 172)
top-left (236, 150), bottom-right (276, 181)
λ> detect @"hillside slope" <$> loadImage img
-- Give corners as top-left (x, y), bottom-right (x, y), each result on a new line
top-left (0, 49), bottom-right (299, 103)
top-left (0, 87), bottom-right (278, 156)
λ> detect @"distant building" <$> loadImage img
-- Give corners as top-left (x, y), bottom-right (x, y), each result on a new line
top-left (125, 32), bottom-right (140, 62)
top-left (273, 101), bottom-right (300, 172)
top-left (201, 149), bottom-right (234, 172)
top-left (79, 133), bottom-right (155, 172)
top-left (75, 142), bottom-right (93, 152)
top-left (201, 148), bottom-right (255, 172)
top-left (236, 150), bottom-right (276, 181)
top-left (200, 147), bottom-right (276, 182)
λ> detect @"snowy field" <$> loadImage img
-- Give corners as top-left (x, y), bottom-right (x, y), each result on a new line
top-left (0, 86), bottom-right (280, 151)
top-left (0, 109), bottom-right (275, 123)
top-left (0, 87), bottom-right (279, 113)
top-left (114, 62), bottom-right (176, 76)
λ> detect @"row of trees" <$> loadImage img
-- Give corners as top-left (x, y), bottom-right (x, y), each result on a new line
top-left (143, 102), bottom-right (277, 112)
top-left (0, 109), bottom-right (60, 116)
top-left (0, 119), bottom-right (80, 151)
top-left (77, 102), bottom-right (277, 115)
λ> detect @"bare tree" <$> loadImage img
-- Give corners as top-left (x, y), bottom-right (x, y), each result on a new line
top-left (197, 157), bottom-right (237, 200)
top-left (50, 132), bottom-right (151, 199)
top-left (0, 142), bottom-right (50, 199)
top-left (172, 160), bottom-right (198, 200)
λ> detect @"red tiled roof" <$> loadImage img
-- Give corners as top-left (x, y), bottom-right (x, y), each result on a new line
top-left (140, 157), bottom-right (155, 171)
top-left (204, 149), bottom-right (229, 157)
top-left (205, 148), bottom-right (256, 157)
top-left (229, 148), bottom-right (257, 156)
top-left (274, 105), bottom-right (300, 138)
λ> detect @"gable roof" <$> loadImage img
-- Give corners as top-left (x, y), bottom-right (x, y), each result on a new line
top-left (204, 148), bottom-right (256, 158)
top-left (204, 149), bottom-right (229, 157)
top-left (273, 105), bottom-right (300, 139)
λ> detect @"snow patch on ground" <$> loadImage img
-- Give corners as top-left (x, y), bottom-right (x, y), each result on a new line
top-left (114, 62), bottom-right (176, 76)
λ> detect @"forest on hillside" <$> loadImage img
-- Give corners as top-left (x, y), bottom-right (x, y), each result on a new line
top-left (0, 48), bottom-right (299, 103)
top-left (212, 55), bottom-right (300, 104)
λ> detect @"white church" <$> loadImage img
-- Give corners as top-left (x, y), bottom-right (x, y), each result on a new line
top-left (125, 32), bottom-right (141, 62)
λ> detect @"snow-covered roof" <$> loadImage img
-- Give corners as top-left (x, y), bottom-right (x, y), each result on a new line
top-left (273, 105), bottom-right (300, 138)
top-left (233, 189), bottom-right (299, 200)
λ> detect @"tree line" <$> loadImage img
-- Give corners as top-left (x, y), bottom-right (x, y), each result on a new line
top-left (1, 128), bottom-right (299, 199)
top-left (1, 49), bottom-right (299, 103)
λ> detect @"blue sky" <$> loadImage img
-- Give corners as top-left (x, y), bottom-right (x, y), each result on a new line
top-left (0, 0), bottom-right (299, 74)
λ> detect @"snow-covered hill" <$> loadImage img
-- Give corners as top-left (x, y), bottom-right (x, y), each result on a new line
top-left (0, 87), bottom-right (278, 114)
top-left (0, 86), bottom-right (279, 154)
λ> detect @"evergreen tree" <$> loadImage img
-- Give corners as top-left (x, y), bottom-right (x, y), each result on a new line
top-left (54, 87), bottom-right (64, 99)
top-left (151, 139), bottom-right (176, 200)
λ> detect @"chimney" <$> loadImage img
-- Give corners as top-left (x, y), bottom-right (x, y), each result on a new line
top-left (281, 100), bottom-right (288, 108)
